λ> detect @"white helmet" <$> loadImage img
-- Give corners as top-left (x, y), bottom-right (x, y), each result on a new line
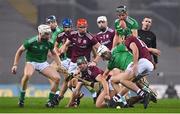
top-left (97, 16), bottom-right (107, 23)
top-left (97, 45), bottom-right (109, 56)
top-left (38, 24), bottom-right (51, 35)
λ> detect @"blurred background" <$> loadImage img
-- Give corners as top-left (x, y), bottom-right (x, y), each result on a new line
top-left (0, 0), bottom-right (180, 99)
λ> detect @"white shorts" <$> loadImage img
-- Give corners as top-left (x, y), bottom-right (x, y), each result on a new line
top-left (108, 79), bottom-right (114, 91)
top-left (61, 58), bottom-right (71, 70)
top-left (68, 61), bottom-right (78, 74)
top-left (126, 58), bottom-right (154, 76)
top-left (27, 61), bottom-right (49, 72)
top-left (60, 58), bottom-right (78, 74)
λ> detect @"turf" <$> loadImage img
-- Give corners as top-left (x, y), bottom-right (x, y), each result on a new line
top-left (0, 97), bottom-right (180, 113)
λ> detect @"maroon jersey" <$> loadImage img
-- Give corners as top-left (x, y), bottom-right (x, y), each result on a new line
top-left (81, 66), bottom-right (104, 82)
top-left (56, 32), bottom-right (72, 58)
top-left (68, 31), bottom-right (98, 63)
top-left (95, 28), bottom-right (115, 50)
top-left (125, 36), bottom-right (152, 62)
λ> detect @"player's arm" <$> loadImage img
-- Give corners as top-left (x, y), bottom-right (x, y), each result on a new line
top-left (92, 47), bottom-right (97, 59)
top-left (131, 29), bottom-right (138, 37)
top-left (129, 42), bottom-right (139, 73)
top-left (151, 35), bottom-right (158, 64)
top-left (11, 45), bottom-right (26, 74)
top-left (60, 39), bottom-right (71, 54)
top-left (54, 41), bottom-right (61, 55)
top-left (103, 68), bottom-right (111, 80)
top-left (112, 31), bottom-right (123, 49)
top-left (147, 48), bottom-right (160, 57)
top-left (131, 20), bottom-right (139, 37)
top-left (89, 42), bottom-right (101, 66)
top-left (96, 74), bottom-right (110, 99)
top-left (51, 49), bottom-right (61, 66)
top-left (67, 81), bottom-right (83, 107)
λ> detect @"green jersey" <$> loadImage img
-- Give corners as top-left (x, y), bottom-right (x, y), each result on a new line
top-left (49, 27), bottom-right (68, 60)
top-left (49, 27), bottom-right (64, 46)
top-left (23, 36), bottom-right (54, 63)
top-left (108, 43), bottom-right (133, 71)
top-left (114, 16), bottom-right (139, 37)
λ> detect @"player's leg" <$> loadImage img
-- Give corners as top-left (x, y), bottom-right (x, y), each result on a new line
top-left (19, 62), bottom-right (35, 107)
top-left (40, 64), bottom-right (60, 107)
top-left (95, 75), bottom-right (110, 108)
top-left (47, 61), bottom-right (68, 103)
top-left (66, 82), bottom-right (83, 107)
top-left (110, 71), bottom-right (150, 109)
top-left (51, 62), bottom-right (77, 106)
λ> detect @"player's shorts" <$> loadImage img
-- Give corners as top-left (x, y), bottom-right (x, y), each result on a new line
top-left (54, 58), bottom-right (78, 74)
top-left (68, 61), bottom-right (78, 74)
top-left (61, 58), bottom-right (71, 70)
top-left (27, 61), bottom-right (49, 72)
top-left (126, 58), bottom-right (154, 76)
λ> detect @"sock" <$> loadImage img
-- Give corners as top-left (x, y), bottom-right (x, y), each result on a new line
top-left (55, 88), bottom-right (60, 95)
top-left (142, 86), bottom-right (150, 93)
top-left (121, 96), bottom-right (127, 105)
top-left (48, 92), bottom-right (55, 101)
top-left (115, 93), bottom-right (127, 105)
top-left (113, 93), bottom-right (121, 102)
top-left (137, 89), bottom-right (144, 96)
top-left (19, 91), bottom-right (25, 101)
top-left (92, 92), bottom-right (97, 98)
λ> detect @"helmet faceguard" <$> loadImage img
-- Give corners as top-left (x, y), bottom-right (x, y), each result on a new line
top-left (46, 15), bottom-right (57, 23)
top-left (97, 45), bottom-right (109, 56)
top-left (116, 5), bottom-right (127, 15)
top-left (76, 56), bottom-right (88, 66)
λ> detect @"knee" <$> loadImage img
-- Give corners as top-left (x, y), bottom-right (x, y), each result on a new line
top-left (54, 75), bottom-right (60, 83)
top-left (95, 101), bottom-right (101, 108)
top-left (110, 78), bottom-right (119, 84)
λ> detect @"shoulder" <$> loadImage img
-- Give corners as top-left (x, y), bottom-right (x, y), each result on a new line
top-left (90, 66), bottom-right (103, 73)
top-left (126, 16), bottom-right (138, 26)
top-left (57, 32), bottom-right (65, 38)
top-left (25, 36), bottom-right (38, 44)
top-left (149, 31), bottom-right (156, 36)
top-left (107, 27), bottom-right (115, 33)
top-left (56, 27), bottom-right (64, 33)
top-left (114, 19), bottom-right (119, 23)
top-left (86, 32), bottom-right (94, 40)
top-left (69, 31), bottom-right (78, 36)
top-left (96, 31), bottom-right (102, 35)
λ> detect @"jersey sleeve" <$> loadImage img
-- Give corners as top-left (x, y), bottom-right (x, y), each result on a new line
top-left (49, 42), bottom-right (54, 51)
top-left (132, 20), bottom-right (139, 29)
top-left (56, 33), bottom-right (64, 43)
top-left (92, 66), bottom-right (103, 76)
top-left (23, 39), bottom-right (30, 49)
top-left (151, 33), bottom-right (158, 63)
top-left (91, 36), bottom-right (98, 45)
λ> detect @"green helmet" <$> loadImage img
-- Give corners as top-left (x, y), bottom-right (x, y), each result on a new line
top-left (76, 56), bottom-right (87, 65)
top-left (116, 5), bottom-right (127, 14)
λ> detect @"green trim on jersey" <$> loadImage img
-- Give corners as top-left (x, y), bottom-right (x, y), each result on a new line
top-left (23, 36), bottom-right (54, 63)
top-left (114, 16), bottom-right (139, 37)
top-left (108, 43), bottom-right (133, 71)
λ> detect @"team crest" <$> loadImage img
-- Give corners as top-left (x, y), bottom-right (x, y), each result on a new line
top-left (106, 34), bottom-right (109, 38)
top-left (83, 40), bottom-right (87, 44)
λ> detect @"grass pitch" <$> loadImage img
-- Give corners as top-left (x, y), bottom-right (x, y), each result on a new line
top-left (0, 97), bottom-right (180, 113)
